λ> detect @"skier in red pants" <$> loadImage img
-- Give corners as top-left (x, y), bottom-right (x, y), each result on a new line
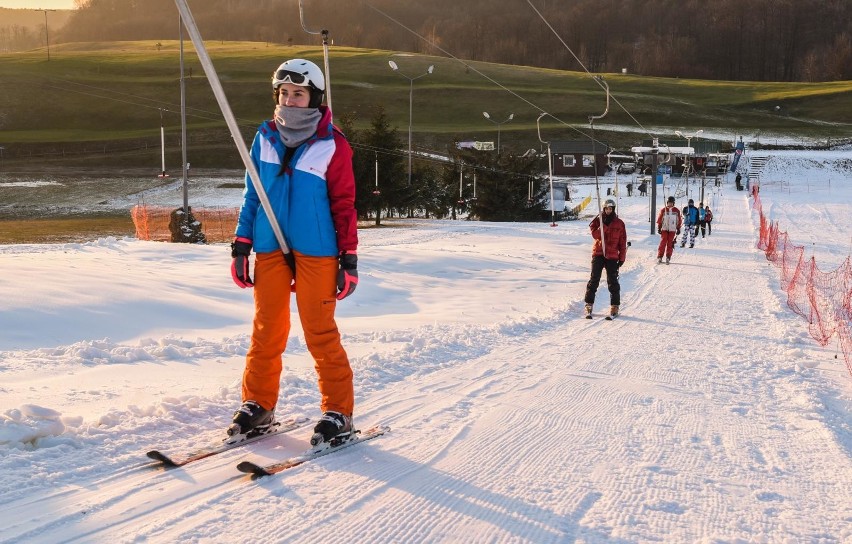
top-left (656, 196), bottom-right (682, 264)
top-left (584, 198), bottom-right (628, 318)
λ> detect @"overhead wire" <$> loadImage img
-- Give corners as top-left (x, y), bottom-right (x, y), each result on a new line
top-left (364, 0), bottom-right (658, 145)
top-left (363, 0), bottom-right (601, 145)
top-left (524, 0), bottom-right (655, 140)
top-left (25, 1), bottom-right (660, 189)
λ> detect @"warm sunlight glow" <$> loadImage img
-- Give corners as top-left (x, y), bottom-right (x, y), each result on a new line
top-left (0, 0), bottom-right (75, 8)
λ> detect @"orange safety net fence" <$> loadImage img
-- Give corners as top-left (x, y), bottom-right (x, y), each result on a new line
top-left (753, 187), bottom-right (852, 378)
top-left (131, 204), bottom-right (239, 243)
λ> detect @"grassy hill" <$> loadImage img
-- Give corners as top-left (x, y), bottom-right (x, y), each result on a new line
top-left (1, 40), bottom-right (851, 170)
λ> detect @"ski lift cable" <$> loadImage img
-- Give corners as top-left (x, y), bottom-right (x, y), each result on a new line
top-left (525, 0), bottom-right (655, 140)
top-left (363, 1), bottom-right (600, 144)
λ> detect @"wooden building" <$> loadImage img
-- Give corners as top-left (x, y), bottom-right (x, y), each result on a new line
top-left (550, 141), bottom-right (611, 176)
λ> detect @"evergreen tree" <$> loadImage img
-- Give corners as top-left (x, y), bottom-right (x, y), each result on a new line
top-left (452, 149), bottom-right (548, 222)
top-left (343, 107), bottom-right (405, 225)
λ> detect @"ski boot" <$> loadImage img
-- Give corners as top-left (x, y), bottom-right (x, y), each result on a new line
top-left (665, 257), bottom-right (670, 265)
top-left (227, 400), bottom-right (275, 437)
top-left (310, 411), bottom-right (353, 446)
top-left (609, 305), bottom-right (619, 318)
top-left (584, 303), bottom-right (593, 319)
top-left (657, 256), bottom-right (662, 264)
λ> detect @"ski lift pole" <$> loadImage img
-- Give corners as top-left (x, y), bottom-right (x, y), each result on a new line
top-left (536, 112), bottom-right (557, 227)
top-left (299, 0), bottom-right (332, 112)
top-left (158, 108), bottom-right (168, 178)
top-left (588, 76), bottom-right (610, 248)
top-left (172, 0), bottom-right (292, 261)
top-left (651, 143), bottom-right (670, 234)
top-left (458, 163), bottom-right (463, 203)
top-left (179, 16), bottom-right (188, 212)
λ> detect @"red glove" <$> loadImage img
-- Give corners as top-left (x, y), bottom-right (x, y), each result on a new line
top-left (230, 237), bottom-right (253, 288)
top-left (336, 252), bottom-right (358, 300)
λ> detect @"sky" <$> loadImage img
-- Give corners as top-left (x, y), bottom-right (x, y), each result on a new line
top-left (0, 0), bottom-right (75, 9)
top-left (0, 148), bottom-right (850, 542)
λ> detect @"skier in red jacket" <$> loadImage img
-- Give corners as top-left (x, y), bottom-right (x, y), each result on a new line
top-left (584, 198), bottom-right (628, 318)
top-left (656, 196), bottom-right (682, 264)
top-left (704, 205), bottom-right (713, 235)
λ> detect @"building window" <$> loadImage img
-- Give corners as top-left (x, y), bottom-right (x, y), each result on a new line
top-left (562, 155), bottom-right (576, 167)
top-left (582, 155), bottom-right (595, 167)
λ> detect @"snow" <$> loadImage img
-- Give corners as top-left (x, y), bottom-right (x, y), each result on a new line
top-left (1, 149), bottom-right (851, 543)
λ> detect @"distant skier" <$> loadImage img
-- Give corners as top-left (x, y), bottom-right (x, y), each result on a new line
top-left (584, 198), bottom-right (628, 318)
top-left (697, 201), bottom-right (707, 238)
top-left (704, 205), bottom-right (713, 235)
top-left (656, 196), bottom-right (682, 264)
top-left (229, 58), bottom-right (359, 446)
top-left (680, 199), bottom-right (700, 248)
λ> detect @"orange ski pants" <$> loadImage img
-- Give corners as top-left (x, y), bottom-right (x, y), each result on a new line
top-left (242, 250), bottom-right (354, 416)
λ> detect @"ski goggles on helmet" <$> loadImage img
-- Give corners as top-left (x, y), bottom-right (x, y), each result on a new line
top-left (273, 69), bottom-right (315, 89)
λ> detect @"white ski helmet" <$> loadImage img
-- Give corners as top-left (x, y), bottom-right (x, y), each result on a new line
top-left (604, 198), bottom-right (616, 209)
top-left (272, 58), bottom-right (325, 108)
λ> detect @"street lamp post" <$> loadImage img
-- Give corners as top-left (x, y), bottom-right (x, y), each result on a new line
top-left (34, 9), bottom-right (57, 61)
top-left (675, 129), bottom-right (703, 200)
top-left (482, 111), bottom-right (514, 155)
top-left (388, 60), bottom-right (433, 186)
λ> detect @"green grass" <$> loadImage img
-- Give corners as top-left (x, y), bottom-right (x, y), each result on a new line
top-left (2, 40), bottom-right (851, 168)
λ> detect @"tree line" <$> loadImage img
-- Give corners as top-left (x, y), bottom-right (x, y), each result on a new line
top-left (45, 0), bottom-right (852, 82)
top-left (0, 8), bottom-right (73, 53)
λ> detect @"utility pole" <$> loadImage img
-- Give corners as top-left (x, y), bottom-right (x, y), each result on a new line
top-left (35, 9), bottom-right (57, 61)
top-left (179, 15), bottom-right (189, 213)
top-left (650, 139), bottom-right (659, 234)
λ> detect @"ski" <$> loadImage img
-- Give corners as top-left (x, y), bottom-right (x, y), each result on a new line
top-left (236, 424), bottom-right (390, 477)
top-left (146, 417), bottom-right (310, 467)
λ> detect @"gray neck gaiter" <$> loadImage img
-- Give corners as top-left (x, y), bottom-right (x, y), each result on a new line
top-left (274, 105), bottom-right (321, 148)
